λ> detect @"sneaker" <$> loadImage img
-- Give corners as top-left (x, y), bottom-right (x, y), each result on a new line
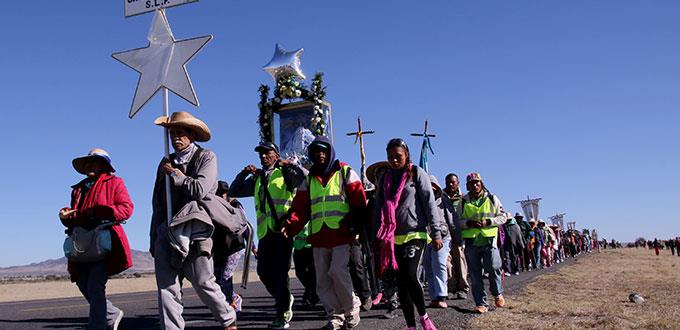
top-left (268, 318), bottom-right (290, 329)
top-left (428, 300), bottom-right (448, 308)
top-left (514, 271), bottom-right (520, 276)
top-left (420, 313), bottom-right (437, 330)
top-left (282, 294), bottom-right (294, 323)
top-left (495, 295), bottom-right (505, 308)
top-left (224, 321), bottom-right (237, 330)
top-left (382, 308), bottom-right (398, 319)
top-left (473, 305), bottom-right (489, 314)
top-left (504, 272), bottom-right (511, 277)
top-left (108, 310), bottom-right (123, 330)
top-left (345, 313), bottom-right (360, 329)
top-left (360, 297), bottom-right (373, 311)
top-left (231, 294), bottom-right (242, 313)
top-left (455, 291), bottom-right (468, 300)
top-left (372, 292), bottom-right (383, 306)
top-left (345, 300), bottom-right (361, 328)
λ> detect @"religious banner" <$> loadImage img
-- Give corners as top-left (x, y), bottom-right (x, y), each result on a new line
top-left (277, 100), bottom-right (332, 164)
top-left (257, 44), bottom-right (332, 166)
top-left (549, 213), bottom-right (565, 229)
top-left (518, 197), bottom-right (541, 221)
top-left (125, 0), bottom-right (199, 17)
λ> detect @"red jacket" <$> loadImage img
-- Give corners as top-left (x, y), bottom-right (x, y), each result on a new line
top-left (63, 173), bottom-right (134, 280)
top-left (286, 162), bottom-right (367, 248)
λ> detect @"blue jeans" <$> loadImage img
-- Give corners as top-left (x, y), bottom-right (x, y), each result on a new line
top-left (74, 260), bottom-right (121, 329)
top-left (464, 243), bottom-right (503, 307)
top-left (533, 243), bottom-right (543, 270)
top-left (424, 236), bottom-right (451, 300)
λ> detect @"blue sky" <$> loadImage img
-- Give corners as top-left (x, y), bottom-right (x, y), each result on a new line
top-left (1, 1), bottom-right (678, 267)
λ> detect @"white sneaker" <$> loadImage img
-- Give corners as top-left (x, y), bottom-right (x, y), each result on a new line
top-left (108, 310), bottom-right (123, 330)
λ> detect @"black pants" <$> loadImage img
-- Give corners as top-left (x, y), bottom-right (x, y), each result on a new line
top-left (349, 239), bottom-right (372, 301)
top-left (257, 234), bottom-right (293, 317)
top-left (293, 247), bottom-right (319, 305)
top-left (395, 239), bottom-right (427, 327)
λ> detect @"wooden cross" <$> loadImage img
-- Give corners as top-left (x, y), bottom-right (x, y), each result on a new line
top-left (346, 116), bottom-right (375, 186)
top-left (410, 120), bottom-right (436, 172)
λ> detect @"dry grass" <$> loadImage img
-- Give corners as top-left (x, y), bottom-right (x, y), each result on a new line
top-left (470, 248), bottom-right (680, 330)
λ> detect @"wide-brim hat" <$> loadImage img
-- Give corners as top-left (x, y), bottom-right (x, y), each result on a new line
top-left (72, 148), bottom-right (115, 175)
top-left (514, 212), bottom-right (524, 219)
top-left (366, 161), bottom-right (389, 184)
top-left (154, 111), bottom-right (211, 142)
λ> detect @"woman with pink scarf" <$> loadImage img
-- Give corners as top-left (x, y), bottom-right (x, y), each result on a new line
top-left (372, 138), bottom-right (444, 330)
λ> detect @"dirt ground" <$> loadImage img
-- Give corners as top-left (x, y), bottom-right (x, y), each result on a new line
top-left (470, 248), bottom-right (680, 329)
top-left (0, 271), bottom-right (244, 303)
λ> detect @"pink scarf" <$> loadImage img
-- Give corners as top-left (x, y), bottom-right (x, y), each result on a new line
top-left (376, 168), bottom-right (408, 275)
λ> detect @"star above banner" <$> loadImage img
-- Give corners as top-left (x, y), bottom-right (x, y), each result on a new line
top-left (262, 43), bottom-right (306, 82)
top-left (112, 10), bottom-right (212, 118)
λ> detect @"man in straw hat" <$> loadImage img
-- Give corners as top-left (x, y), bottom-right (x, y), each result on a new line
top-left (228, 141), bottom-right (309, 329)
top-left (149, 111), bottom-right (238, 330)
top-left (458, 172), bottom-right (510, 314)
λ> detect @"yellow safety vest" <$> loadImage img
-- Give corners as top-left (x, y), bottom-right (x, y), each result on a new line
top-left (254, 168), bottom-right (294, 240)
top-left (461, 195), bottom-right (499, 239)
top-left (308, 165), bottom-right (351, 234)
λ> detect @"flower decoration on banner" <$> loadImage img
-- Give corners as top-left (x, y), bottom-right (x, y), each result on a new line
top-left (257, 72), bottom-right (327, 142)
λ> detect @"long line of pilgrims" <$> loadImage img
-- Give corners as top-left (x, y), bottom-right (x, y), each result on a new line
top-left (61, 111), bottom-right (600, 330)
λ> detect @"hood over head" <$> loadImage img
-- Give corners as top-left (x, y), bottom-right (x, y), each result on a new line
top-left (308, 135), bottom-right (337, 177)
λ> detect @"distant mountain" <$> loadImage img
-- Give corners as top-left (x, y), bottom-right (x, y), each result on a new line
top-left (0, 249), bottom-right (256, 277)
top-left (0, 250), bottom-right (155, 277)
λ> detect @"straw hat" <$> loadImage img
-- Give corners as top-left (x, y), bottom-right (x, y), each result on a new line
top-left (366, 161), bottom-right (389, 184)
top-left (72, 148), bottom-right (115, 175)
top-left (154, 111), bottom-right (211, 142)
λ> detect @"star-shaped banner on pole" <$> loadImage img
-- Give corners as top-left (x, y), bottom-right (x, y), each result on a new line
top-left (112, 10), bottom-right (212, 118)
top-left (262, 43), bottom-right (306, 82)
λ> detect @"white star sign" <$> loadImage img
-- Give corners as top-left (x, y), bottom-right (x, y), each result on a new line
top-left (112, 10), bottom-right (212, 118)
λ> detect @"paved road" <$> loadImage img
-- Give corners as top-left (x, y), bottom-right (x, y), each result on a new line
top-left (0, 257), bottom-right (579, 329)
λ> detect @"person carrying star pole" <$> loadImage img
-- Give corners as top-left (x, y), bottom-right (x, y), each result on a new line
top-left (150, 111), bottom-right (238, 330)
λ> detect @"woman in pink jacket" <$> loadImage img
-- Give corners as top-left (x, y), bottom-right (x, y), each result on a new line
top-left (59, 148), bottom-right (133, 330)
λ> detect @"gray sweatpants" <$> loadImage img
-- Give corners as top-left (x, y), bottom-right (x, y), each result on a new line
top-left (74, 260), bottom-right (121, 329)
top-left (154, 236), bottom-right (236, 330)
top-left (313, 244), bottom-right (360, 327)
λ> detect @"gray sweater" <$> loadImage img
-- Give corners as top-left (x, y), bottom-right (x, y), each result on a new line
top-left (373, 166), bottom-right (443, 241)
top-left (151, 146), bottom-right (247, 256)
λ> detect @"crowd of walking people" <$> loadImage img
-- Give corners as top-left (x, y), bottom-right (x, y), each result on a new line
top-left (58, 111), bottom-right (600, 330)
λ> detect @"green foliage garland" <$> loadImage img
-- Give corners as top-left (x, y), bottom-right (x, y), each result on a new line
top-left (257, 72), bottom-right (327, 142)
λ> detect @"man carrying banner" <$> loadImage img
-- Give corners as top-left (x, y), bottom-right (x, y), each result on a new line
top-left (282, 136), bottom-right (367, 330)
top-left (229, 142), bottom-right (308, 329)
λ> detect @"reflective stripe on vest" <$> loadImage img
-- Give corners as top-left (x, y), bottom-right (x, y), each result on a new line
top-left (461, 195), bottom-right (499, 239)
top-left (254, 168), bottom-right (294, 240)
top-left (309, 166), bottom-right (351, 234)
